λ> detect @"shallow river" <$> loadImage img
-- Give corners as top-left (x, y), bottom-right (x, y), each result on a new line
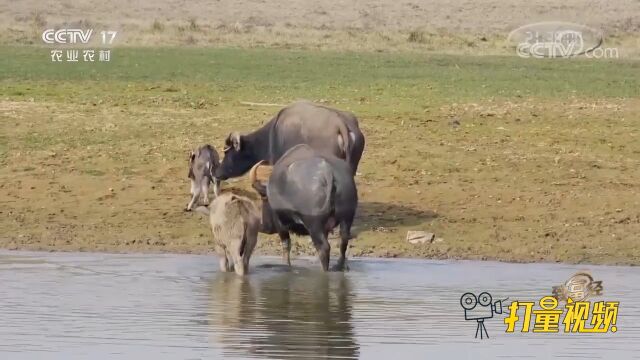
top-left (1, 251), bottom-right (639, 359)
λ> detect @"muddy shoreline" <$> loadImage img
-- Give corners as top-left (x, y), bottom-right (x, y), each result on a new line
top-left (1, 239), bottom-right (636, 267)
top-left (2, 48), bottom-right (639, 267)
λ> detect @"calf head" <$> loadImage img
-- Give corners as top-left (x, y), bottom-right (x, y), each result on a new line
top-left (188, 145), bottom-right (218, 180)
top-left (215, 132), bottom-right (257, 180)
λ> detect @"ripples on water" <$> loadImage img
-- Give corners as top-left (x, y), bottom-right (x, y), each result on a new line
top-left (0, 251), bottom-right (639, 359)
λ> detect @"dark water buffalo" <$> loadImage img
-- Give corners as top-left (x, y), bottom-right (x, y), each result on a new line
top-left (250, 144), bottom-right (358, 271)
top-left (214, 101), bottom-right (365, 180)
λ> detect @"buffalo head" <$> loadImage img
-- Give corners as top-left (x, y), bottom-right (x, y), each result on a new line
top-left (214, 132), bottom-right (258, 180)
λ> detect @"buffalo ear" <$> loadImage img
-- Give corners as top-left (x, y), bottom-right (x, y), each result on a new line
top-left (230, 132), bottom-right (242, 151)
top-left (251, 181), bottom-right (267, 198)
top-left (249, 160), bottom-right (269, 198)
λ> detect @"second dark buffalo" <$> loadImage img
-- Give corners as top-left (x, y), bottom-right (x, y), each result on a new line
top-left (250, 144), bottom-right (358, 271)
top-left (214, 101), bottom-right (365, 180)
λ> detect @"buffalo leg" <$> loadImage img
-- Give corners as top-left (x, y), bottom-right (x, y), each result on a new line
top-left (335, 218), bottom-right (353, 271)
top-left (336, 228), bottom-right (349, 271)
top-left (278, 231), bottom-right (292, 266)
top-left (307, 219), bottom-right (331, 271)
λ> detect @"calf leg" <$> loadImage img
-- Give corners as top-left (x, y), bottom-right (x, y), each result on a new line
top-left (225, 252), bottom-right (235, 272)
top-left (240, 254), bottom-right (250, 276)
top-left (186, 179), bottom-right (200, 211)
top-left (201, 179), bottom-right (211, 205)
top-left (212, 178), bottom-right (221, 197)
top-left (219, 257), bottom-right (228, 272)
top-left (232, 251), bottom-right (245, 276)
top-left (278, 231), bottom-right (292, 266)
top-left (240, 228), bottom-right (258, 275)
top-left (216, 245), bottom-right (230, 272)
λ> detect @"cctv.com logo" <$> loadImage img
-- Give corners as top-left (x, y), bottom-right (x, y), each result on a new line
top-left (460, 292), bottom-right (506, 339)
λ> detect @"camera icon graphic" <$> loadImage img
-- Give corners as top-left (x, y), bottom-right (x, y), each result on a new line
top-left (460, 292), bottom-right (505, 339)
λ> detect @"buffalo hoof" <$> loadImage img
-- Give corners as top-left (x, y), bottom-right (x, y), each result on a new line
top-left (331, 263), bottom-right (349, 272)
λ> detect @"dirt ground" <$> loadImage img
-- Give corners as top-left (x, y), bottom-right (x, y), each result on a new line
top-left (1, 95), bottom-right (638, 264)
top-left (1, 0), bottom-right (639, 55)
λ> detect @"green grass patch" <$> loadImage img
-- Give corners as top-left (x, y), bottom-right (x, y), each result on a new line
top-left (82, 169), bottom-right (107, 176)
top-left (1, 46), bottom-right (638, 115)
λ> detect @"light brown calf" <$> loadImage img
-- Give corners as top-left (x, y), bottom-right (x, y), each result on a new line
top-left (198, 192), bottom-right (260, 275)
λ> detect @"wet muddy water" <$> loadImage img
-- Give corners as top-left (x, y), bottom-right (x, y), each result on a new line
top-left (1, 251), bottom-right (639, 359)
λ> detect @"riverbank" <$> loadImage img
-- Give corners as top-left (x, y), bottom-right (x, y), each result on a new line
top-left (1, 46), bottom-right (639, 265)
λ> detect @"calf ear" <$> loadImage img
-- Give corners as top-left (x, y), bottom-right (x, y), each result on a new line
top-left (230, 132), bottom-right (242, 151)
top-left (208, 163), bottom-right (215, 179)
top-left (187, 151), bottom-right (196, 178)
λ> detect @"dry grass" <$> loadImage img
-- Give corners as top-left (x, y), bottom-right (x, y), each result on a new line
top-left (1, 41), bottom-right (639, 264)
top-left (1, 45), bottom-right (639, 264)
top-left (1, 0), bottom-right (639, 56)
top-left (2, 97), bottom-right (639, 264)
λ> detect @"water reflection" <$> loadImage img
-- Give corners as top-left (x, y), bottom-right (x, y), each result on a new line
top-left (2, 252), bottom-right (640, 359)
top-left (208, 266), bottom-right (359, 359)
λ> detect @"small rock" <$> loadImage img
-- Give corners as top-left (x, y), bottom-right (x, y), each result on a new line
top-left (407, 231), bottom-right (435, 244)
